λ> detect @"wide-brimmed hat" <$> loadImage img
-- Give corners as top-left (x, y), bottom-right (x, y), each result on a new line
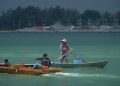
top-left (61, 39), bottom-right (67, 42)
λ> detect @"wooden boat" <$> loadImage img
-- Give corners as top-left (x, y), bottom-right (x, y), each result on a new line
top-left (23, 60), bottom-right (108, 68)
top-left (0, 66), bottom-right (63, 75)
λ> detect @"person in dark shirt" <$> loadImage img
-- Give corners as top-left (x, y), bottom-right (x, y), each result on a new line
top-left (36, 53), bottom-right (51, 67)
top-left (33, 53), bottom-right (51, 69)
top-left (4, 59), bottom-right (11, 67)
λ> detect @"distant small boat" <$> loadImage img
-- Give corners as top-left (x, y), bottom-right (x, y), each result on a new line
top-left (23, 60), bottom-right (108, 68)
top-left (0, 66), bottom-right (63, 75)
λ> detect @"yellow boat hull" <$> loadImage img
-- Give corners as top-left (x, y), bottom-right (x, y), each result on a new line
top-left (0, 66), bottom-right (63, 75)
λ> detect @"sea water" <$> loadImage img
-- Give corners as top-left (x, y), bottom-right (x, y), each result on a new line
top-left (0, 32), bottom-right (120, 86)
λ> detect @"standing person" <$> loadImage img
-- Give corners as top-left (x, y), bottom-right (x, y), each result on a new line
top-left (59, 38), bottom-right (72, 63)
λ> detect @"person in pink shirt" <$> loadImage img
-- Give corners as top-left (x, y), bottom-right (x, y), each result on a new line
top-left (60, 38), bottom-right (72, 63)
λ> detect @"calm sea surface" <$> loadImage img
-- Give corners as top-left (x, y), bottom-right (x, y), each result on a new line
top-left (0, 32), bottom-right (120, 86)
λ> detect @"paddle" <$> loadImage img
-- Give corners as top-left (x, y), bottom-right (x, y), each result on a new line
top-left (56, 50), bottom-right (72, 61)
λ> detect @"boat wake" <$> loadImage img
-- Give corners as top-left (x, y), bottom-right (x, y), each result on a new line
top-left (43, 72), bottom-right (120, 79)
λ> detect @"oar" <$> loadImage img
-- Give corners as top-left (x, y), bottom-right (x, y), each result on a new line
top-left (56, 50), bottom-right (72, 61)
top-left (70, 52), bottom-right (86, 63)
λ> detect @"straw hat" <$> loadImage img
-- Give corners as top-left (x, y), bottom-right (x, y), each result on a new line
top-left (61, 39), bottom-right (67, 42)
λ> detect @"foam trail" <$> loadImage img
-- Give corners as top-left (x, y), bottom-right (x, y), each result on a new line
top-left (43, 72), bottom-right (120, 79)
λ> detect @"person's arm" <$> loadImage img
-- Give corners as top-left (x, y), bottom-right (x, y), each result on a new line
top-left (35, 57), bottom-right (43, 60)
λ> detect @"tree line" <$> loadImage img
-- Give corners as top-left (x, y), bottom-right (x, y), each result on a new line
top-left (0, 6), bottom-right (120, 30)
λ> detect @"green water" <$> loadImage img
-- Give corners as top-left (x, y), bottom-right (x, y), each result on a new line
top-left (0, 32), bottom-right (120, 86)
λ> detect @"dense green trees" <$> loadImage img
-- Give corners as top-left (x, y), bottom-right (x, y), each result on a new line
top-left (81, 10), bottom-right (101, 25)
top-left (0, 6), bottom-right (120, 30)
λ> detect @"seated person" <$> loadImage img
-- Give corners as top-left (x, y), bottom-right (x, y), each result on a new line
top-left (33, 53), bottom-right (51, 69)
top-left (3, 59), bottom-right (11, 67)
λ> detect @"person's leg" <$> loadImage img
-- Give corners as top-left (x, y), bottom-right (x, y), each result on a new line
top-left (33, 64), bottom-right (38, 69)
top-left (60, 56), bottom-right (65, 64)
top-left (65, 56), bottom-right (68, 63)
top-left (33, 63), bottom-right (42, 69)
top-left (60, 58), bottom-right (63, 64)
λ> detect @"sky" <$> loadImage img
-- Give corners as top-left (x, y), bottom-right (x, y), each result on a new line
top-left (0, 0), bottom-right (120, 14)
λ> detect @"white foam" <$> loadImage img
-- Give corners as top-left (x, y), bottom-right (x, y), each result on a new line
top-left (43, 72), bottom-right (120, 79)
top-left (55, 72), bottom-right (80, 77)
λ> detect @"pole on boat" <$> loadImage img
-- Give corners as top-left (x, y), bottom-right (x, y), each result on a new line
top-left (56, 50), bottom-right (72, 61)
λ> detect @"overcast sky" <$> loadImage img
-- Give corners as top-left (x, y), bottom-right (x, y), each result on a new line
top-left (0, 0), bottom-right (120, 14)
